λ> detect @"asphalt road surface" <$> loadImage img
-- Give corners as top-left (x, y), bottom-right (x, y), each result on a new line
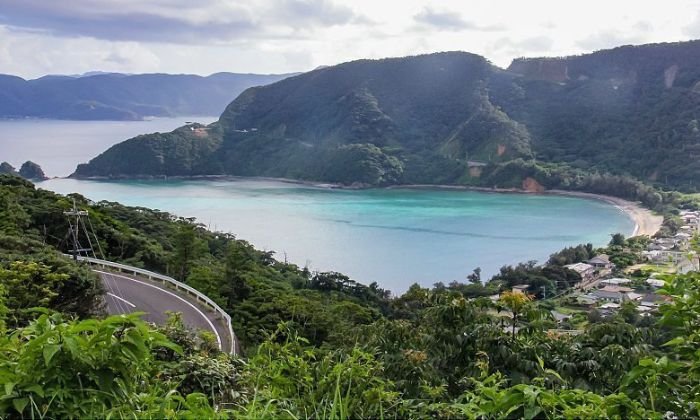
top-left (97, 270), bottom-right (234, 353)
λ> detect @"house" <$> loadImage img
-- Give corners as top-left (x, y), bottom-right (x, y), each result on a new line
top-left (599, 285), bottom-right (633, 293)
top-left (591, 285), bottom-right (633, 303)
top-left (651, 238), bottom-right (678, 249)
top-left (679, 225), bottom-right (694, 233)
top-left (588, 255), bottom-right (613, 269)
top-left (641, 293), bottom-right (667, 308)
top-left (626, 292), bottom-right (644, 302)
top-left (599, 302), bottom-right (621, 315)
top-left (575, 294), bottom-right (598, 306)
top-left (591, 289), bottom-right (625, 303)
top-left (601, 278), bottom-right (632, 286)
top-left (636, 305), bottom-right (654, 313)
top-left (564, 262), bottom-right (595, 281)
top-left (511, 284), bottom-right (530, 294)
top-left (646, 278), bottom-right (666, 288)
top-left (675, 232), bottom-right (692, 240)
top-left (643, 250), bottom-right (668, 263)
top-left (551, 310), bottom-right (571, 323)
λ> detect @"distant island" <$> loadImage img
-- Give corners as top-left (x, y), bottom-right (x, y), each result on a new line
top-left (0, 71), bottom-right (296, 120)
top-left (72, 40), bottom-right (700, 205)
top-left (0, 160), bottom-right (47, 181)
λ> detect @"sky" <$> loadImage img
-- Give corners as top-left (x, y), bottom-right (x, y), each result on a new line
top-left (1, 0), bottom-right (700, 78)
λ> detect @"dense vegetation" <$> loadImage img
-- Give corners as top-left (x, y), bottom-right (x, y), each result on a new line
top-left (75, 40), bottom-right (700, 193)
top-left (0, 71), bottom-right (293, 120)
top-left (1, 173), bottom-right (700, 417)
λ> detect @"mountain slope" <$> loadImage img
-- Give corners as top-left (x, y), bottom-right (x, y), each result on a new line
top-left (73, 40), bottom-right (700, 191)
top-left (0, 72), bottom-right (295, 120)
top-left (74, 52), bottom-right (532, 184)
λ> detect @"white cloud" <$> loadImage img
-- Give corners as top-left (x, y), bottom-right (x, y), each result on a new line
top-left (0, 0), bottom-right (697, 77)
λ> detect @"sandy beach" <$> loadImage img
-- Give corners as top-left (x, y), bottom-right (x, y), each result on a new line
top-left (547, 190), bottom-right (663, 237)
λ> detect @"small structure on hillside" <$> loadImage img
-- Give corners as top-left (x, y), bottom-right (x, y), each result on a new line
top-left (591, 285), bottom-right (632, 303)
top-left (601, 278), bottom-right (632, 287)
top-left (588, 254), bottom-right (613, 269)
top-left (564, 262), bottom-right (595, 281)
top-left (646, 278), bottom-right (666, 288)
top-left (511, 284), bottom-right (530, 294)
top-left (641, 293), bottom-right (668, 308)
top-left (626, 292), bottom-right (644, 302)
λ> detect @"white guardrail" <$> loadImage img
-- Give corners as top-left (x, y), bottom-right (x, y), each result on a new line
top-left (71, 255), bottom-right (237, 355)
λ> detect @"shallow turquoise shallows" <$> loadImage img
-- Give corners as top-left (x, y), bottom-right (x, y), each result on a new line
top-left (39, 178), bottom-right (634, 293)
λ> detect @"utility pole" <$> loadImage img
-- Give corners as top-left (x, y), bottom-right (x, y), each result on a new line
top-left (64, 199), bottom-right (90, 260)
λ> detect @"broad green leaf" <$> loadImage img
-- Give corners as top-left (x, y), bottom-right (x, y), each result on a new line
top-left (3, 382), bottom-right (15, 396)
top-left (23, 384), bottom-right (44, 398)
top-left (43, 344), bottom-right (61, 366)
top-left (12, 397), bottom-right (28, 414)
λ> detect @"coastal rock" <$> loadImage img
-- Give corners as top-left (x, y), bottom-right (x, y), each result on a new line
top-left (0, 162), bottom-right (17, 175)
top-left (18, 161), bottom-right (48, 180)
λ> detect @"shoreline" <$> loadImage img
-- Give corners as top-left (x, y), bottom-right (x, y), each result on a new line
top-left (388, 185), bottom-right (662, 237)
top-left (64, 175), bottom-right (663, 237)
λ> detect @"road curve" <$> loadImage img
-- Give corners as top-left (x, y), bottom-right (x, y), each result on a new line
top-left (97, 270), bottom-right (234, 352)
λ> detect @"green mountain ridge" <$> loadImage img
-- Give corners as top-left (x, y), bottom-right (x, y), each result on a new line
top-left (0, 72), bottom-right (296, 120)
top-left (73, 40), bottom-right (700, 191)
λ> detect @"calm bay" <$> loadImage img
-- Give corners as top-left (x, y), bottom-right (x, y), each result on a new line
top-left (1, 118), bottom-right (634, 292)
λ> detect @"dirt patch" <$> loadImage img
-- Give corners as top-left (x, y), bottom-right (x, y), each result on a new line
top-left (664, 64), bottom-right (679, 88)
top-left (522, 177), bottom-right (544, 192)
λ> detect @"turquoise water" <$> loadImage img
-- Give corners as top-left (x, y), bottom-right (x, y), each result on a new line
top-left (39, 178), bottom-right (634, 293)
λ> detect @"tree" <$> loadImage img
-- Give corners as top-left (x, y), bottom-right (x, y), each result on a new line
top-left (170, 223), bottom-right (201, 282)
top-left (610, 233), bottom-right (626, 247)
top-left (222, 242), bottom-right (255, 305)
top-left (0, 261), bottom-right (67, 328)
top-left (467, 267), bottom-right (481, 284)
top-left (499, 290), bottom-right (532, 339)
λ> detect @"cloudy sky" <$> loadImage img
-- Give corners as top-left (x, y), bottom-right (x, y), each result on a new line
top-left (1, 0), bottom-right (700, 78)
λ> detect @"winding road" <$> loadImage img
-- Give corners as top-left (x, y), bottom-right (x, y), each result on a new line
top-left (96, 269), bottom-right (235, 353)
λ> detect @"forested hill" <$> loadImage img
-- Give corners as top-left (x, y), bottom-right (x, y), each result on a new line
top-left (3, 173), bottom-right (700, 417)
top-left (0, 71), bottom-right (295, 120)
top-left (74, 40), bottom-right (700, 191)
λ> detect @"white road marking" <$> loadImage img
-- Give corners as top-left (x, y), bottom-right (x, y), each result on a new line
top-left (94, 270), bottom-right (223, 350)
top-left (107, 292), bottom-right (136, 308)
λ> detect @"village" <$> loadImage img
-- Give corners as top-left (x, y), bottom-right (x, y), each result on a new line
top-left (511, 210), bottom-right (700, 329)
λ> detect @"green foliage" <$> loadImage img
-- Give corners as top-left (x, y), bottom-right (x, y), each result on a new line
top-left (4, 174), bottom-right (700, 417)
top-left (238, 323), bottom-right (398, 419)
top-left (0, 261), bottom-right (67, 328)
top-left (0, 312), bottom-right (182, 417)
top-left (73, 41), bottom-right (700, 195)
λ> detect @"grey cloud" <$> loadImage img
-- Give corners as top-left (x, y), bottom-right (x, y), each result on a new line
top-left (493, 36), bottom-right (554, 53)
top-left (413, 7), bottom-right (503, 32)
top-left (575, 30), bottom-right (647, 51)
top-left (0, 0), bottom-right (367, 44)
top-left (276, 0), bottom-right (357, 26)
